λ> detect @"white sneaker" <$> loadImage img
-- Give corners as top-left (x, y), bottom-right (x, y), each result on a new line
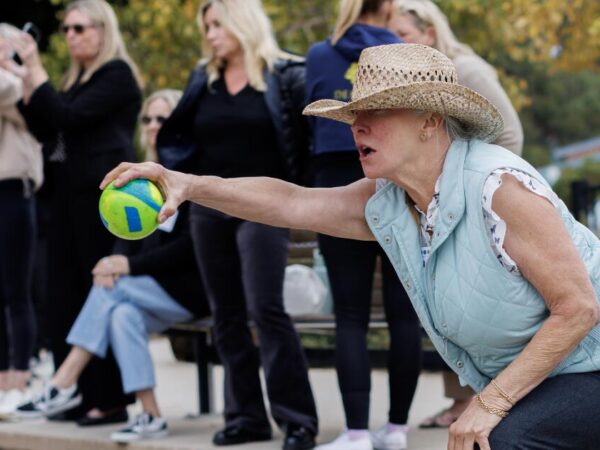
top-left (316, 431), bottom-right (373, 450)
top-left (15, 384), bottom-right (81, 419)
top-left (110, 412), bottom-right (168, 442)
top-left (371, 424), bottom-right (408, 450)
top-left (0, 389), bottom-right (29, 415)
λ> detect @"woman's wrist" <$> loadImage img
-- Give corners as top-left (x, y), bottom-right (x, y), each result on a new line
top-left (28, 65), bottom-right (48, 90)
top-left (480, 384), bottom-right (514, 412)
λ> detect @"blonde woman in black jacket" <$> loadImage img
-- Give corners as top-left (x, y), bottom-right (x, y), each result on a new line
top-left (158, 1), bottom-right (316, 449)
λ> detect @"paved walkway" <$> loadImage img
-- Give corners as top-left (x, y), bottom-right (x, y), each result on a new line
top-left (0, 337), bottom-right (450, 449)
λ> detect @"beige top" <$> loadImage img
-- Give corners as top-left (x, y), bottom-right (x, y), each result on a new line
top-left (453, 54), bottom-right (524, 155)
top-left (0, 68), bottom-right (43, 189)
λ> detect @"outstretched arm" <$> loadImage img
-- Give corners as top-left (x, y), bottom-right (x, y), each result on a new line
top-left (101, 161), bottom-right (377, 241)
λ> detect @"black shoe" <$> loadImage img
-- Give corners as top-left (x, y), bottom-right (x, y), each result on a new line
top-left (77, 408), bottom-right (128, 427)
top-left (283, 425), bottom-right (316, 450)
top-left (47, 404), bottom-right (86, 422)
top-left (212, 425), bottom-right (272, 446)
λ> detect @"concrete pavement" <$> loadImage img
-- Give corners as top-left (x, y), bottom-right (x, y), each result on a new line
top-left (0, 337), bottom-right (450, 449)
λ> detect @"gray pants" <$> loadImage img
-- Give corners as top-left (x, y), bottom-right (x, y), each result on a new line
top-left (481, 371), bottom-right (600, 449)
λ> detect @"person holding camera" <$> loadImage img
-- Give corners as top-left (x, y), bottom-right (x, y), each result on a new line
top-left (0, 23), bottom-right (43, 414)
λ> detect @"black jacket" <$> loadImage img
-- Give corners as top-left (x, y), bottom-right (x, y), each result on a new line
top-left (19, 59), bottom-right (141, 191)
top-left (157, 59), bottom-right (310, 184)
top-left (113, 202), bottom-right (209, 318)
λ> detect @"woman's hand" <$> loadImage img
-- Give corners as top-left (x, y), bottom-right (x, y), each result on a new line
top-left (101, 161), bottom-right (190, 223)
top-left (10, 32), bottom-right (42, 70)
top-left (92, 255), bottom-right (130, 277)
top-left (447, 399), bottom-right (503, 450)
top-left (8, 32), bottom-right (48, 92)
top-left (92, 255), bottom-right (129, 288)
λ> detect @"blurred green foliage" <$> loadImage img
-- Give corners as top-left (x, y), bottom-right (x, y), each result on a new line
top-left (39, 0), bottom-right (600, 176)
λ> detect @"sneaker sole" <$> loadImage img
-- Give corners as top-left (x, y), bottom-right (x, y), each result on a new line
top-left (16, 395), bottom-right (82, 419)
top-left (111, 429), bottom-right (169, 443)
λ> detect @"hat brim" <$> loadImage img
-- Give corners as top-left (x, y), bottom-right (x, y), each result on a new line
top-left (303, 81), bottom-right (504, 143)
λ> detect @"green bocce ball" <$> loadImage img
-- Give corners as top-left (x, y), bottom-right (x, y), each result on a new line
top-left (99, 179), bottom-right (164, 240)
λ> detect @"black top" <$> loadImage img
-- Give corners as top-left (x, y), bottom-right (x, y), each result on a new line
top-left (113, 203), bottom-right (209, 318)
top-left (193, 77), bottom-right (283, 179)
top-left (19, 59), bottom-right (141, 192)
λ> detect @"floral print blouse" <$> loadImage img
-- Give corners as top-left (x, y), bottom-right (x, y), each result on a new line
top-left (388, 169), bottom-right (560, 275)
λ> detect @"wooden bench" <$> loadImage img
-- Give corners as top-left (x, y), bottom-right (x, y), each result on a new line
top-left (169, 313), bottom-right (388, 414)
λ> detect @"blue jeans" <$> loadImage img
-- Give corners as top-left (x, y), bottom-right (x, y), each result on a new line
top-left (67, 276), bottom-right (193, 393)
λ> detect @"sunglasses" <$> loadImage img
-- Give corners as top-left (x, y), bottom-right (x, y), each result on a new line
top-left (141, 115), bottom-right (167, 125)
top-left (60, 23), bottom-right (96, 34)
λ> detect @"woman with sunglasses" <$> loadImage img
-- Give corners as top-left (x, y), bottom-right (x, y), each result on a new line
top-left (156, 1), bottom-right (317, 449)
top-left (16, 89), bottom-right (211, 444)
top-left (3, 0), bottom-right (142, 426)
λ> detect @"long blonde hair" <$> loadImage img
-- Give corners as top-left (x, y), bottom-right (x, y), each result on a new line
top-left (197, 0), bottom-right (298, 92)
top-left (395, 0), bottom-right (474, 60)
top-left (139, 89), bottom-right (182, 161)
top-left (61, 0), bottom-right (142, 91)
top-left (331, 0), bottom-right (392, 45)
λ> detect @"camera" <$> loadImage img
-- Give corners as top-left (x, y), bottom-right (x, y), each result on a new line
top-left (11, 22), bottom-right (41, 65)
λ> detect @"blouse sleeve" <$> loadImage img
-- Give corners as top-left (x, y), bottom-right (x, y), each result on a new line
top-left (482, 168), bottom-right (560, 275)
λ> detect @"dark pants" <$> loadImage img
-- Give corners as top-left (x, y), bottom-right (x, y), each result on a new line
top-left (319, 234), bottom-right (421, 428)
top-left (47, 187), bottom-right (133, 412)
top-left (0, 180), bottom-right (36, 371)
top-left (190, 205), bottom-right (318, 435)
top-left (479, 371), bottom-right (600, 449)
top-left (314, 160), bottom-right (421, 429)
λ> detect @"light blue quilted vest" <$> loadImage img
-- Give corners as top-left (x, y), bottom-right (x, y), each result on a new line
top-left (366, 139), bottom-right (600, 391)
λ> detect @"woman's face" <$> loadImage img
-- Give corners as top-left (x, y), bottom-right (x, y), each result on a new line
top-left (202, 6), bottom-right (243, 61)
top-left (351, 109), bottom-right (423, 179)
top-left (62, 9), bottom-right (103, 67)
top-left (389, 13), bottom-right (435, 46)
top-left (141, 98), bottom-right (171, 151)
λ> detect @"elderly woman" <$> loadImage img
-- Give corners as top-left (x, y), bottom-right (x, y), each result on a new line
top-left (102, 44), bottom-right (600, 450)
top-left (4, 0), bottom-right (142, 425)
top-left (389, 0), bottom-right (525, 428)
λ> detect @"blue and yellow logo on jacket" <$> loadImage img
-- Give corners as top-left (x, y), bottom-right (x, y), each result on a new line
top-left (333, 62), bottom-right (358, 101)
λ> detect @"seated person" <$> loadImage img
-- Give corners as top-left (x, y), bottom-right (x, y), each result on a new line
top-left (17, 90), bottom-right (209, 442)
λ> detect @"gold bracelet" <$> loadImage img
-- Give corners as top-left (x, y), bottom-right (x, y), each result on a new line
top-left (491, 379), bottom-right (516, 406)
top-left (475, 393), bottom-right (509, 418)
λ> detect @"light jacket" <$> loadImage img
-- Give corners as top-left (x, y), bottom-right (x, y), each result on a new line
top-left (0, 68), bottom-right (42, 189)
top-left (366, 139), bottom-right (600, 391)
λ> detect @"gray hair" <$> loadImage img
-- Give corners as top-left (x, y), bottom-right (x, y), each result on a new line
top-left (445, 115), bottom-right (479, 141)
top-left (413, 109), bottom-right (478, 141)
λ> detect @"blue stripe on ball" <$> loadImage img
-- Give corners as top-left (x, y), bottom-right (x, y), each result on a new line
top-left (119, 180), bottom-right (162, 212)
top-left (125, 206), bottom-right (143, 232)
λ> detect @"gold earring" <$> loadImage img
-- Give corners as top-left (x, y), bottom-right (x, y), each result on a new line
top-left (420, 132), bottom-right (428, 142)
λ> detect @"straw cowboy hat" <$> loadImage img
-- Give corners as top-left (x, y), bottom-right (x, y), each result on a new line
top-left (303, 43), bottom-right (504, 142)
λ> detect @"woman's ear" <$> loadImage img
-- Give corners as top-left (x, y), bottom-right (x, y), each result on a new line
top-left (418, 112), bottom-right (444, 141)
